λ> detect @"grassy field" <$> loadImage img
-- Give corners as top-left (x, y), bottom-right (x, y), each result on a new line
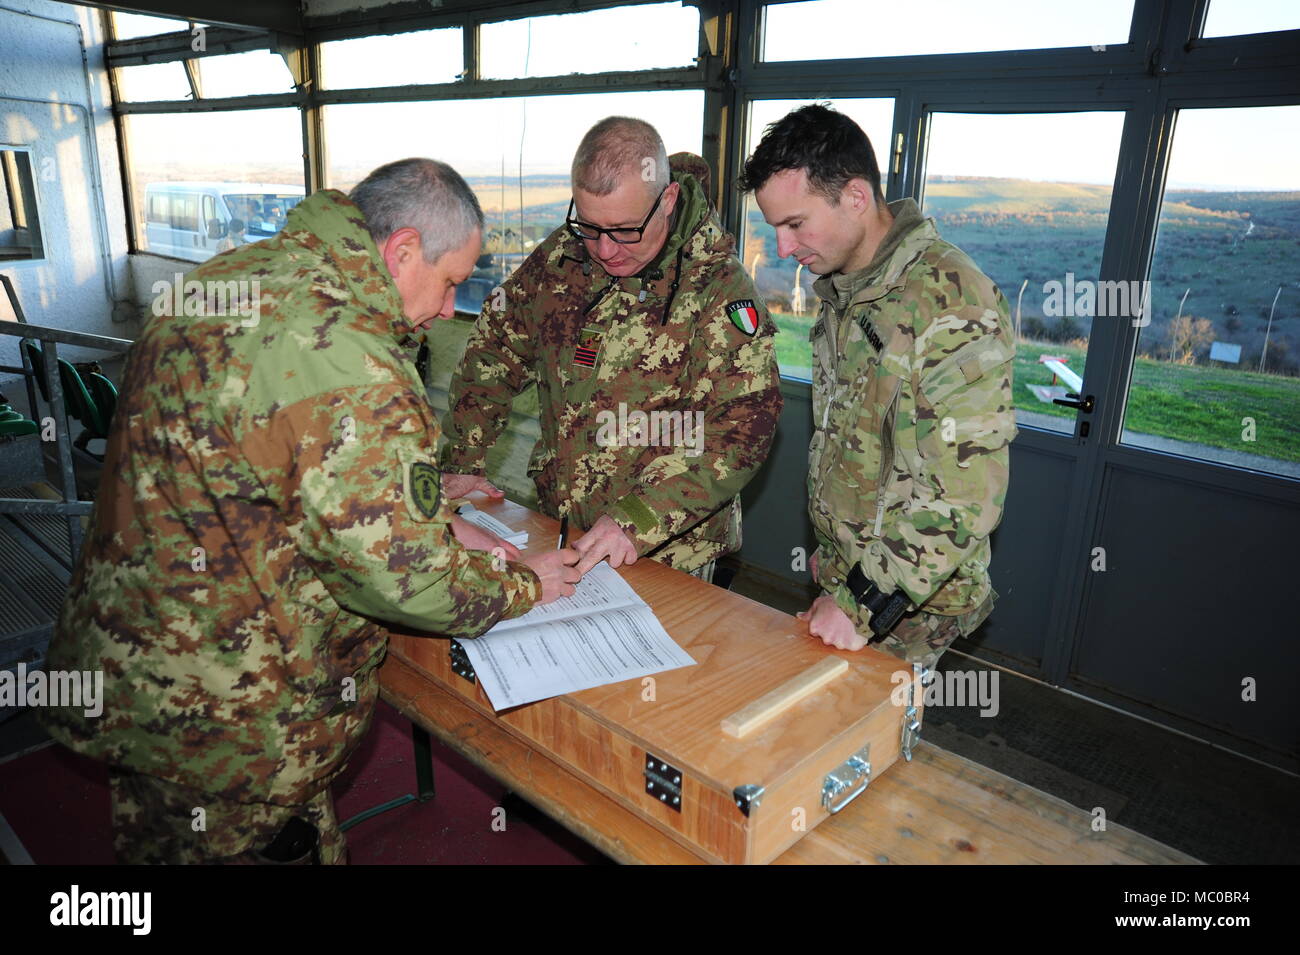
top-left (772, 314), bottom-right (1300, 463)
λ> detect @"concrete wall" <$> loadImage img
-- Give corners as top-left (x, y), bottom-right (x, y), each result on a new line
top-left (0, 0), bottom-right (136, 379)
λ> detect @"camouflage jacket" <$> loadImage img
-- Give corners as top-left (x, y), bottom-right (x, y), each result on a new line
top-left (39, 189), bottom-right (539, 805)
top-left (442, 154), bottom-right (783, 571)
top-left (809, 198), bottom-right (1017, 629)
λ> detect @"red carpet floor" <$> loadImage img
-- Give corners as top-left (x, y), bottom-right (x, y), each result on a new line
top-left (0, 700), bottom-right (610, 865)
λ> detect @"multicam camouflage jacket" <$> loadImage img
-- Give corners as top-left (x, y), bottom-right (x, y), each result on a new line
top-left (441, 154), bottom-right (783, 571)
top-left (809, 198), bottom-right (1017, 633)
top-left (39, 189), bottom-right (539, 806)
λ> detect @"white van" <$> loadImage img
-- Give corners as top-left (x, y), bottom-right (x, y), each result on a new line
top-left (142, 182), bottom-right (305, 263)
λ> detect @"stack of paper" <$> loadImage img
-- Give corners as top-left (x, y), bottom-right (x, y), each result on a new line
top-left (456, 562), bottom-right (696, 710)
top-left (457, 502), bottom-right (528, 547)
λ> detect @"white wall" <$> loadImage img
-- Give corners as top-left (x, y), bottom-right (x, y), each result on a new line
top-left (0, 0), bottom-right (135, 379)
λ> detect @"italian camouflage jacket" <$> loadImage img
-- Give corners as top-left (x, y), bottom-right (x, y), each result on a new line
top-left (39, 189), bottom-right (539, 805)
top-left (441, 154), bottom-right (783, 571)
top-left (809, 198), bottom-right (1017, 630)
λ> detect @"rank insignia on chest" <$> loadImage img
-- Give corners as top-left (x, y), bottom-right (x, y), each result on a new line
top-left (573, 326), bottom-right (602, 368)
top-left (726, 299), bottom-right (760, 336)
top-left (855, 313), bottom-right (884, 352)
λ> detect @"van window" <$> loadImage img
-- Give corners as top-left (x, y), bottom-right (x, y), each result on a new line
top-left (202, 194), bottom-right (217, 229)
top-left (147, 192), bottom-right (170, 224)
top-left (170, 194), bottom-right (199, 232)
top-left (225, 193), bottom-right (302, 238)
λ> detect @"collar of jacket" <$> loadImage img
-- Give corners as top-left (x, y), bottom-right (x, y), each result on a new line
top-left (813, 197), bottom-right (935, 313)
top-left (558, 153), bottom-right (730, 295)
top-left (282, 188), bottom-right (413, 338)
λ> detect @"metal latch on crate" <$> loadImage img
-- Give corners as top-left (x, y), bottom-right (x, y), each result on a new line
top-left (901, 663), bottom-right (929, 762)
top-left (449, 640), bottom-right (476, 683)
top-left (821, 743), bottom-right (871, 814)
top-left (644, 754), bottom-right (683, 812)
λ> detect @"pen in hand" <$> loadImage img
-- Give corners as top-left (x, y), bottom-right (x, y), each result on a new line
top-left (557, 515), bottom-right (569, 550)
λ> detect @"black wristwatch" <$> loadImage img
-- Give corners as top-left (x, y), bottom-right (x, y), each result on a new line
top-left (846, 564), bottom-right (910, 636)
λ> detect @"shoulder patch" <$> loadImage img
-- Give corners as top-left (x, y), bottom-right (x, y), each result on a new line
top-left (725, 299), bottom-right (759, 336)
top-left (410, 461), bottom-right (442, 519)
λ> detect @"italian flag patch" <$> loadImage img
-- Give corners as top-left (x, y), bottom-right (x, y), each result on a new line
top-left (727, 299), bottom-right (759, 336)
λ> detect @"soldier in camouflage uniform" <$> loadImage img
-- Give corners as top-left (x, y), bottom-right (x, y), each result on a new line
top-left (38, 159), bottom-right (579, 864)
top-left (442, 117), bottom-right (783, 580)
top-left (741, 105), bottom-right (1016, 671)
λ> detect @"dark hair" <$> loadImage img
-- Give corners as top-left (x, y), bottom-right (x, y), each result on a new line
top-left (737, 103), bottom-right (883, 204)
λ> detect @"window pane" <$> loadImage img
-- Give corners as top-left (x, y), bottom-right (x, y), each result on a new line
top-left (923, 111), bottom-right (1126, 434)
top-left (741, 98), bottom-right (894, 380)
top-left (1203, 0), bottom-right (1300, 37)
top-left (0, 150), bottom-right (44, 261)
top-left (112, 11), bottom-right (187, 41)
top-left (1124, 105), bottom-right (1300, 479)
top-left (762, 0), bottom-right (1132, 61)
top-left (125, 109), bottom-right (305, 263)
top-left (116, 62), bottom-right (192, 102)
top-left (196, 51), bottom-right (295, 98)
top-left (325, 90), bottom-right (704, 314)
top-left (321, 29), bottom-right (464, 88)
top-left (480, 3), bottom-right (699, 79)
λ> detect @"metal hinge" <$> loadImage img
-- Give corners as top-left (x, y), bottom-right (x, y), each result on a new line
top-left (821, 743), bottom-right (871, 814)
top-left (644, 754), bottom-right (683, 812)
top-left (901, 663), bottom-right (929, 761)
top-left (733, 783), bottom-right (764, 818)
top-left (449, 640), bottom-right (476, 683)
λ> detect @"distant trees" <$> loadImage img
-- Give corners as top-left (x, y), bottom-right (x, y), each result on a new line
top-left (1166, 315), bottom-right (1216, 365)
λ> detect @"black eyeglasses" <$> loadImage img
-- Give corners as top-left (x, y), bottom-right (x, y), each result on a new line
top-left (566, 185), bottom-right (668, 244)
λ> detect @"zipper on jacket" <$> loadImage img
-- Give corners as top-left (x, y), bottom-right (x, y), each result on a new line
top-left (873, 382), bottom-right (902, 538)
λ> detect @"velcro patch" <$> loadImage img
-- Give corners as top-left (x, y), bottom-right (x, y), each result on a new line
top-left (409, 461), bottom-right (442, 520)
top-left (726, 299), bottom-right (760, 336)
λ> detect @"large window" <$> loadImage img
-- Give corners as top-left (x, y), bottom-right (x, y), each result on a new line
top-left (1123, 105), bottom-right (1300, 477)
top-left (480, 3), bottom-right (699, 78)
top-left (761, 0), bottom-right (1133, 61)
top-left (325, 90), bottom-right (704, 314)
top-left (125, 110), bottom-right (305, 264)
top-left (741, 98), bottom-right (894, 380)
top-left (923, 111), bottom-right (1126, 434)
top-left (320, 29), bottom-right (464, 88)
top-left (1202, 1), bottom-right (1300, 38)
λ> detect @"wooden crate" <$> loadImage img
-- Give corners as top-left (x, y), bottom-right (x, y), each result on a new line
top-left (386, 499), bottom-right (925, 865)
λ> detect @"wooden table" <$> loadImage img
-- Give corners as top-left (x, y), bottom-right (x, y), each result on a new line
top-left (380, 499), bottom-right (1198, 865)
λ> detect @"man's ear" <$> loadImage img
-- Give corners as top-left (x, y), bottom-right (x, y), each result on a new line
top-left (381, 227), bottom-right (422, 278)
top-left (662, 180), bottom-right (682, 217)
top-left (843, 178), bottom-right (875, 216)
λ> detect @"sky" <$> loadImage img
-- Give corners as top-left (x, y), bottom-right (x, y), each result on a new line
top-left (116, 2), bottom-right (1299, 191)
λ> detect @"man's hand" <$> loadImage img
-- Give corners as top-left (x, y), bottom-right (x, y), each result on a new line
top-left (571, 514), bottom-right (639, 575)
top-left (442, 473), bottom-right (506, 501)
top-left (451, 515), bottom-right (520, 562)
top-left (796, 594), bottom-right (869, 651)
top-left (523, 548), bottom-right (583, 604)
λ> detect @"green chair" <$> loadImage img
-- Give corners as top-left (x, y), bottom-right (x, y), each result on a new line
top-left (19, 340), bottom-right (114, 458)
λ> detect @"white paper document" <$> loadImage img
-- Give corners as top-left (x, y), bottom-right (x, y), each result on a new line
top-left (456, 563), bottom-right (696, 710)
top-left (456, 502), bottom-right (528, 547)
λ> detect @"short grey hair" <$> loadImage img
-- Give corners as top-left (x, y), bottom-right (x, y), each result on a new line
top-left (350, 158), bottom-right (484, 264)
top-left (571, 117), bottom-right (670, 199)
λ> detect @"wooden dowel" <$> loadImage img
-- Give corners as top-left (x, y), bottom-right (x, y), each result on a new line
top-left (721, 657), bottom-right (849, 739)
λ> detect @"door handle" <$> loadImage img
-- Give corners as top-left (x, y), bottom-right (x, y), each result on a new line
top-left (1053, 392), bottom-right (1095, 413)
